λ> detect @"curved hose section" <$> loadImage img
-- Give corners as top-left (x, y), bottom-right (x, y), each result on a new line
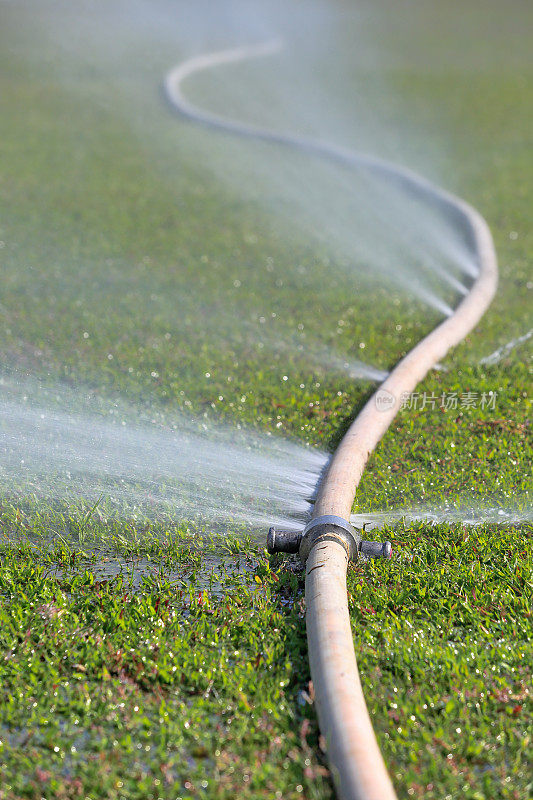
top-left (165, 43), bottom-right (498, 800)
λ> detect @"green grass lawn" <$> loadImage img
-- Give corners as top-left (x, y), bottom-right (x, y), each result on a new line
top-left (0, 1), bottom-right (531, 798)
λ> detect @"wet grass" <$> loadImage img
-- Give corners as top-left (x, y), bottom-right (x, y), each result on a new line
top-left (0, 529), bottom-right (328, 800)
top-left (0, 508), bottom-right (530, 799)
top-left (348, 519), bottom-right (531, 800)
top-left (1, 1), bottom-right (532, 798)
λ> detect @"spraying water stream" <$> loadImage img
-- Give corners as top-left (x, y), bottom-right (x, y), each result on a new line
top-left (0, 376), bottom-right (326, 531)
top-left (351, 506), bottom-right (533, 530)
top-left (0, 412), bottom-right (323, 533)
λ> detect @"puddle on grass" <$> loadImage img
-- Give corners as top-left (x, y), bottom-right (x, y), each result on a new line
top-left (0, 720), bottom-right (206, 783)
top-left (48, 554), bottom-right (183, 590)
top-left (46, 550), bottom-right (259, 598)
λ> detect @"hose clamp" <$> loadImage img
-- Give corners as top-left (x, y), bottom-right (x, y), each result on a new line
top-left (299, 514), bottom-right (362, 563)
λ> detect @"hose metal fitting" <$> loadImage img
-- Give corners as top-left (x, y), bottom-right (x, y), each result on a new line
top-left (299, 514), bottom-right (359, 562)
top-left (266, 527), bottom-right (302, 554)
top-left (267, 514), bottom-right (392, 563)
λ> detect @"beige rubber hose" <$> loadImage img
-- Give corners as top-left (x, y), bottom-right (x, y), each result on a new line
top-left (165, 42), bottom-right (498, 800)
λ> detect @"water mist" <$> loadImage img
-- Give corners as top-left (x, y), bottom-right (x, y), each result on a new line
top-left (0, 0), bottom-right (497, 534)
